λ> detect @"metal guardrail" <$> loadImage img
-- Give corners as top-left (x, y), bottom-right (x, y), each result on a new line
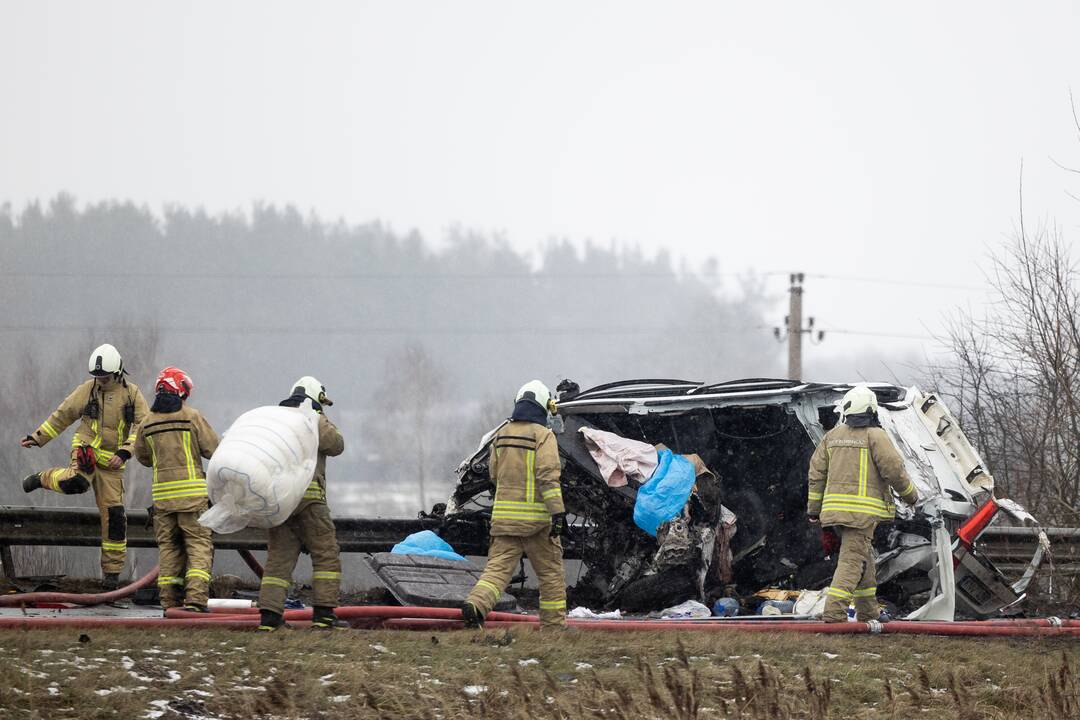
top-left (2, 505), bottom-right (1077, 584)
top-left (0, 504), bottom-right (478, 580)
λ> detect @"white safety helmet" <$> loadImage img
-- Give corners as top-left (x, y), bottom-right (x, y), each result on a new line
top-left (841, 385), bottom-right (878, 419)
top-left (292, 375), bottom-right (333, 406)
top-left (88, 343), bottom-right (124, 377)
top-left (516, 380), bottom-right (556, 414)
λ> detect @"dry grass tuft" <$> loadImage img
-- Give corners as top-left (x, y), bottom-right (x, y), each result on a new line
top-left (0, 626), bottom-right (1075, 719)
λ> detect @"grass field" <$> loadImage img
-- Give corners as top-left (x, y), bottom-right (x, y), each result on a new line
top-left (0, 625), bottom-right (1077, 719)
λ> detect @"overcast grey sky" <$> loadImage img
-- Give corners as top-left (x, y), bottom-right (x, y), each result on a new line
top-left (3, 1), bottom-right (1079, 376)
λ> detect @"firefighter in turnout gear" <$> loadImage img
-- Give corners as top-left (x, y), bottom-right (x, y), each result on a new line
top-left (257, 377), bottom-right (346, 631)
top-left (134, 367), bottom-right (220, 612)
top-left (463, 380), bottom-right (568, 630)
top-left (807, 386), bottom-right (920, 623)
top-left (20, 344), bottom-right (149, 587)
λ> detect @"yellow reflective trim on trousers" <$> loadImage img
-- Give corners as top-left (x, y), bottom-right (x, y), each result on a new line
top-left (539, 599), bottom-right (567, 608)
top-left (826, 587), bottom-right (853, 599)
top-left (853, 587), bottom-right (877, 597)
top-left (476, 579), bottom-right (501, 600)
top-left (101, 541), bottom-right (127, 550)
top-left (186, 569), bottom-right (211, 581)
top-left (158, 576), bottom-right (184, 586)
top-left (40, 421), bottom-right (59, 439)
top-left (858, 448), bottom-right (868, 497)
top-left (313, 571), bottom-right (341, 580)
top-left (261, 576), bottom-right (290, 589)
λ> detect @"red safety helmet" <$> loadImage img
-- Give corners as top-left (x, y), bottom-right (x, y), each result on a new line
top-left (156, 366), bottom-right (193, 399)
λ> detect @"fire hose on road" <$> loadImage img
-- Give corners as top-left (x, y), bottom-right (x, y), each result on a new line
top-left (1, 604), bottom-right (1077, 637)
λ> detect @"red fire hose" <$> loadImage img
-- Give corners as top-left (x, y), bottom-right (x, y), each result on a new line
top-left (0, 565), bottom-right (160, 607)
top-left (6, 610), bottom-right (1080, 636)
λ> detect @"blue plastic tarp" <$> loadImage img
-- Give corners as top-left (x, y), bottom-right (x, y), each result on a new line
top-left (633, 449), bottom-right (696, 536)
top-left (391, 530), bottom-right (467, 562)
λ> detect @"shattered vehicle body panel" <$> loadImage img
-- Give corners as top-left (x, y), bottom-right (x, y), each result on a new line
top-left (442, 379), bottom-right (1043, 617)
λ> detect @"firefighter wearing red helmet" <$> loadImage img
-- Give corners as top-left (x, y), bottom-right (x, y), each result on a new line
top-left (20, 344), bottom-right (149, 589)
top-left (133, 367), bottom-right (220, 612)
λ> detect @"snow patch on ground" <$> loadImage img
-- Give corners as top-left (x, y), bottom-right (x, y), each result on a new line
top-left (463, 685), bottom-right (488, 696)
top-left (518, 658), bottom-right (539, 666)
top-left (822, 652), bottom-right (840, 660)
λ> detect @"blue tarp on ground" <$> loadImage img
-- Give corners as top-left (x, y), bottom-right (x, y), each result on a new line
top-left (633, 449), bottom-right (697, 536)
top-left (391, 530), bottom-right (467, 562)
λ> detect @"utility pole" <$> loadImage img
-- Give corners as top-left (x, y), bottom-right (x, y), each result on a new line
top-left (774, 273), bottom-right (825, 380)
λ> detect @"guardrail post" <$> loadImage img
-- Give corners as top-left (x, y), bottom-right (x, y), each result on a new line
top-left (0, 544), bottom-right (16, 581)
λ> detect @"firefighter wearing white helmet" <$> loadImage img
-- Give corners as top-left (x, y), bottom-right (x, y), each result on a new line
top-left (19, 343), bottom-right (149, 589)
top-left (806, 385), bottom-right (920, 622)
top-left (463, 380), bottom-right (568, 629)
top-left (257, 376), bottom-right (346, 631)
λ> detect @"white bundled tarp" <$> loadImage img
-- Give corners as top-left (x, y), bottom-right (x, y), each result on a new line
top-left (198, 405), bottom-right (320, 533)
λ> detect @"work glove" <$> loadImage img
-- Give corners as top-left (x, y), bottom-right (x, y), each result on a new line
top-left (549, 512), bottom-right (566, 538)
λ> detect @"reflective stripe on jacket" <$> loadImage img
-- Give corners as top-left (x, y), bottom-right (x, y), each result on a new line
top-left (489, 420), bottom-right (564, 536)
top-left (292, 412), bottom-right (345, 514)
top-left (32, 378), bottom-right (148, 461)
top-left (807, 423), bottom-right (919, 530)
top-left (134, 404), bottom-right (220, 512)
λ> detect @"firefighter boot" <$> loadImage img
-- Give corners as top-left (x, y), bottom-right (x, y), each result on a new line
top-left (183, 604), bottom-right (210, 614)
top-left (311, 606), bottom-right (349, 630)
top-left (257, 609), bottom-right (289, 632)
top-left (22, 473), bottom-right (42, 492)
top-left (102, 573), bottom-right (120, 592)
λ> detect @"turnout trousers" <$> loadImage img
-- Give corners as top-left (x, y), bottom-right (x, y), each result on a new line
top-left (466, 530), bottom-right (567, 628)
top-left (822, 525), bottom-right (879, 622)
top-left (154, 500), bottom-right (214, 608)
top-left (38, 448), bottom-right (127, 574)
top-left (257, 503), bottom-right (342, 615)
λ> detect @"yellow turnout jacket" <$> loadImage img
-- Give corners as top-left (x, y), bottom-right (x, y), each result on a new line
top-left (807, 423), bottom-right (919, 529)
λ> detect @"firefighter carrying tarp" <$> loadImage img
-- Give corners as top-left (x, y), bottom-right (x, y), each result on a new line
top-left (256, 376), bottom-right (346, 631)
top-left (807, 385), bottom-right (920, 623)
top-left (20, 343), bottom-right (149, 589)
top-left (134, 367), bottom-right (220, 612)
top-left (463, 380), bottom-right (568, 630)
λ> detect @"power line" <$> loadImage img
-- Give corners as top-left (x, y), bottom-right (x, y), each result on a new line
top-left (0, 324), bottom-right (771, 337)
top-left (803, 273), bottom-right (984, 291)
top-left (822, 328), bottom-right (938, 340)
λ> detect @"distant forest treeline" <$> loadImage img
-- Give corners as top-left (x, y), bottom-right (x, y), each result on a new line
top-left (0, 195), bottom-right (780, 518)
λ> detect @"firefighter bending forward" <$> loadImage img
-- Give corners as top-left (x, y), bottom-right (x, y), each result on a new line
top-left (807, 386), bottom-right (920, 623)
top-left (464, 380), bottom-right (568, 630)
top-left (20, 344), bottom-right (149, 589)
top-left (257, 377), bottom-right (346, 631)
top-left (134, 367), bottom-right (220, 612)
